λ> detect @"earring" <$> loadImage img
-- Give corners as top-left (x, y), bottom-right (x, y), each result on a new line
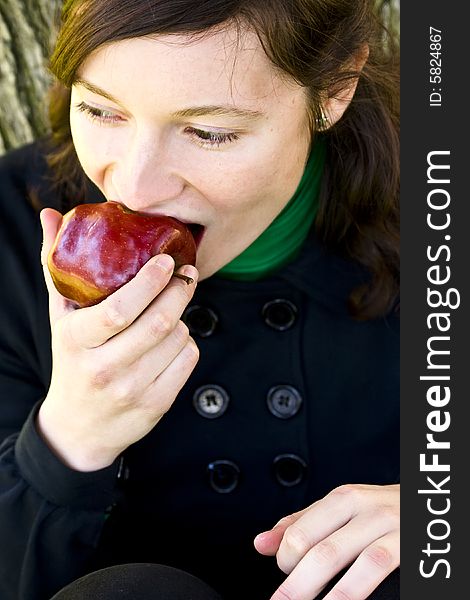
top-left (315, 108), bottom-right (330, 131)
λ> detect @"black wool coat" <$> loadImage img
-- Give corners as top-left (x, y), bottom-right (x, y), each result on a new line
top-left (0, 141), bottom-right (399, 600)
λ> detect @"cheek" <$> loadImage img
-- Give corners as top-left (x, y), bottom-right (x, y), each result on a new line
top-left (70, 114), bottom-right (96, 176)
top-left (239, 116), bottom-right (310, 196)
top-left (207, 138), bottom-right (308, 217)
top-left (69, 114), bottom-right (115, 186)
top-left (198, 166), bottom-right (271, 220)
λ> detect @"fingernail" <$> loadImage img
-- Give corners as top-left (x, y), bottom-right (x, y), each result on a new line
top-left (155, 254), bottom-right (174, 271)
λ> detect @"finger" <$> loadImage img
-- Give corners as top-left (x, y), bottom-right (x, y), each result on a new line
top-left (277, 494), bottom-right (399, 573)
top-left (40, 208), bottom-right (62, 266)
top-left (40, 208), bottom-right (74, 322)
top-left (322, 532), bottom-right (400, 600)
top-left (276, 485), bottom-right (390, 575)
top-left (144, 337), bottom-right (200, 412)
top-left (101, 264), bottom-right (198, 365)
top-left (261, 487), bottom-right (357, 566)
top-left (123, 320), bottom-right (191, 391)
top-left (270, 516), bottom-right (396, 600)
top-left (254, 509), bottom-right (310, 556)
top-left (66, 254), bottom-right (179, 348)
top-left (254, 526), bottom-right (288, 556)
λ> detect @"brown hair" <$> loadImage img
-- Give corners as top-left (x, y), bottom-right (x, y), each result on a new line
top-left (47, 0), bottom-right (399, 320)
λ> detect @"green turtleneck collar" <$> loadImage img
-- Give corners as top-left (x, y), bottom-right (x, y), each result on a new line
top-left (216, 139), bottom-right (326, 281)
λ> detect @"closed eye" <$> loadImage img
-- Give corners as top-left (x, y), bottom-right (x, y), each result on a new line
top-left (184, 127), bottom-right (239, 148)
top-left (75, 101), bottom-right (124, 125)
top-left (75, 101), bottom-right (240, 148)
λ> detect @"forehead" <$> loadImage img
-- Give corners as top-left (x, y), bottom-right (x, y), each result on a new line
top-left (78, 27), bottom-right (306, 114)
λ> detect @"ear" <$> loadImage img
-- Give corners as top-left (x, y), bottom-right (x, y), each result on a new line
top-left (319, 44), bottom-right (369, 130)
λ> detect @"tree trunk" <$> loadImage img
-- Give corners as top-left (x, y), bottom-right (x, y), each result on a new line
top-left (0, 0), bottom-right (61, 154)
top-left (0, 0), bottom-right (399, 156)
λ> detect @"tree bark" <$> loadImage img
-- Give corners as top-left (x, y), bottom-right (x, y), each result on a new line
top-left (0, 0), bottom-right (399, 156)
top-left (0, 0), bottom-right (61, 154)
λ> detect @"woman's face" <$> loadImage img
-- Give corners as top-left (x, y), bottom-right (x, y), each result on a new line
top-left (70, 27), bottom-right (312, 280)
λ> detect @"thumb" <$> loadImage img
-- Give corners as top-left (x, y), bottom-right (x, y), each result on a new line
top-left (40, 208), bottom-right (62, 266)
top-left (40, 208), bottom-right (74, 322)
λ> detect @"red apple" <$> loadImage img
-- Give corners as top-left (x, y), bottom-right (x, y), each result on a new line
top-left (47, 201), bottom-right (197, 307)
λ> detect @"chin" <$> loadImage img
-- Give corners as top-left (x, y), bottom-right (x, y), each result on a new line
top-left (194, 247), bottom-right (228, 281)
top-left (194, 261), bottom-right (220, 282)
top-left (195, 235), bottom-right (248, 281)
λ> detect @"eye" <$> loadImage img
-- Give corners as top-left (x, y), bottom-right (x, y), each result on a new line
top-left (75, 101), bottom-right (124, 125)
top-left (184, 126), bottom-right (239, 148)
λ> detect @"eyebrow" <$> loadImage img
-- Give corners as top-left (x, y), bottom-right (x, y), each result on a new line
top-left (74, 78), bottom-right (265, 122)
top-left (171, 105), bottom-right (264, 122)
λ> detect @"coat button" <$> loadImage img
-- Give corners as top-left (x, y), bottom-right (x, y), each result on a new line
top-left (193, 385), bottom-right (230, 419)
top-left (273, 454), bottom-right (307, 487)
top-left (262, 299), bottom-right (298, 331)
top-left (207, 460), bottom-right (240, 493)
top-left (267, 385), bottom-right (303, 419)
top-left (182, 305), bottom-right (218, 337)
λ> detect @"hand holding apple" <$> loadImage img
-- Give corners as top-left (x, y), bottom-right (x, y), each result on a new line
top-left (37, 206), bottom-right (199, 472)
top-left (47, 201), bottom-right (197, 307)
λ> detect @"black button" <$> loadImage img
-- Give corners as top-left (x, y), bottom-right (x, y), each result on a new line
top-left (262, 299), bottom-right (298, 331)
top-left (267, 385), bottom-right (303, 419)
top-left (273, 454), bottom-right (307, 487)
top-left (183, 305), bottom-right (218, 337)
top-left (207, 460), bottom-right (240, 493)
top-left (193, 385), bottom-right (230, 419)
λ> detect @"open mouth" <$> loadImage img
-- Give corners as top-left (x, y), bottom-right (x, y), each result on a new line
top-left (187, 223), bottom-right (205, 248)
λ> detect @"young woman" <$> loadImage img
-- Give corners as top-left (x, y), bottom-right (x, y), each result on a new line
top-left (0, 1), bottom-right (400, 599)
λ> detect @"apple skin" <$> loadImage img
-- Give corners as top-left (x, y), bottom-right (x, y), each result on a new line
top-left (47, 201), bottom-right (197, 307)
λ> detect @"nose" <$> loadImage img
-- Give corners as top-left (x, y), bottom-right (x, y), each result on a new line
top-left (108, 129), bottom-right (185, 213)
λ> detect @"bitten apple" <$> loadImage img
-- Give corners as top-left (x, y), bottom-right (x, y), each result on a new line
top-left (47, 201), bottom-right (197, 307)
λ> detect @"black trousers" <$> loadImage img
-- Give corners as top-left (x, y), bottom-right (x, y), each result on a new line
top-left (50, 563), bottom-right (400, 599)
top-left (49, 564), bottom-right (223, 600)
